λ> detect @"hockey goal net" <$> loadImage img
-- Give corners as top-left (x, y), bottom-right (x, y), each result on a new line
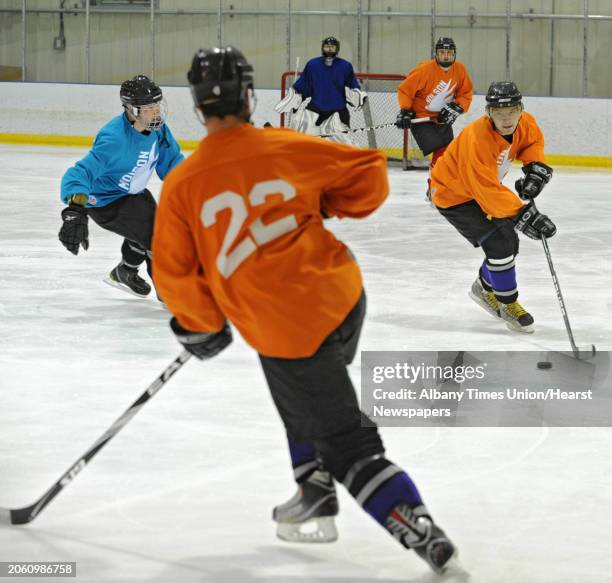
top-left (279, 71), bottom-right (429, 169)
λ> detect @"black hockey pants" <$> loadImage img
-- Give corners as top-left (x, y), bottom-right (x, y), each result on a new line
top-left (258, 291), bottom-right (385, 482)
top-left (88, 189), bottom-right (156, 276)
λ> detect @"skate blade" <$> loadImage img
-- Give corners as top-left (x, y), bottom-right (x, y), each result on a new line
top-left (276, 516), bottom-right (338, 543)
top-left (502, 318), bottom-right (535, 334)
top-left (437, 555), bottom-right (470, 580)
top-left (103, 276), bottom-right (150, 298)
top-left (424, 544), bottom-right (469, 579)
top-left (468, 290), bottom-right (500, 320)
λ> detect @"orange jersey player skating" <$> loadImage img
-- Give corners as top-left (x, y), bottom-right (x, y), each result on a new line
top-left (431, 111), bottom-right (545, 218)
top-left (395, 37), bottom-right (473, 199)
top-left (153, 123), bottom-right (387, 359)
top-left (397, 58), bottom-right (472, 120)
top-left (431, 81), bottom-right (556, 334)
top-left (153, 46), bottom-right (457, 574)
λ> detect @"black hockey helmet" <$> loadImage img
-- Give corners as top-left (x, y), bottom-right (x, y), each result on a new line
top-left (486, 81), bottom-right (522, 108)
top-left (434, 37), bottom-right (456, 66)
top-left (321, 36), bottom-right (340, 58)
top-left (435, 37), bottom-right (456, 52)
top-left (120, 75), bottom-right (163, 107)
top-left (120, 75), bottom-right (166, 130)
top-left (188, 46), bottom-right (254, 118)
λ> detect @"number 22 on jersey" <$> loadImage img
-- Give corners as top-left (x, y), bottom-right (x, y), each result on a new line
top-left (201, 179), bottom-right (298, 278)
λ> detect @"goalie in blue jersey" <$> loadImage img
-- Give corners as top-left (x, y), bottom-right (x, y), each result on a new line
top-left (275, 37), bottom-right (367, 144)
top-left (58, 75), bottom-right (184, 298)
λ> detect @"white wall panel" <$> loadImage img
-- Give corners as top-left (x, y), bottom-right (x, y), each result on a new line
top-left (0, 1), bottom-right (610, 97)
top-left (1, 82), bottom-right (611, 160)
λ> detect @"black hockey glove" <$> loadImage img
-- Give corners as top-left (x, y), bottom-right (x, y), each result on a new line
top-left (170, 317), bottom-right (233, 360)
top-left (515, 161), bottom-right (553, 201)
top-left (58, 202), bottom-right (89, 255)
top-left (438, 102), bottom-right (463, 126)
top-left (514, 202), bottom-right (556, 240)
top-left (395, 109), bottom-right (416, 129)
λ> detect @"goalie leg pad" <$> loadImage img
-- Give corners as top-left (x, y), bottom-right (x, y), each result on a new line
top-left (291, 101), bottom-right (319, 135)
top-left (319, 113), bottom-right (352, 144)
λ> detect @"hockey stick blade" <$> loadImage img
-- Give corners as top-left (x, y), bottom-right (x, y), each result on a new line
top-left (0, 350), bottom-right (192, 526)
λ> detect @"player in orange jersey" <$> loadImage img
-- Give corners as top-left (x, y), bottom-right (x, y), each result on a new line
top-left (431, 81), bottom-right (556, 333)
top-left (153, 46), bottom-right (456, 574)
top-left (396, 37), bottom-right (473, 198)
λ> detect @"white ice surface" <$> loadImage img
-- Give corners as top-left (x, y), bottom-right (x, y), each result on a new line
top-left (0, 145), bottom-right (611, 583)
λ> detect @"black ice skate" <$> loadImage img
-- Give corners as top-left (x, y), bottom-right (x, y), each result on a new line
top-left (273, 469), bottom-right (339, 543)
top-left (468, 278), bottom-right (501, 319)
top-left (385, 503), bottom-right (456, 574)
top-left (499, 300), bottom-right (534, 334)
top-left (103, 262), bottom-right (151, 298)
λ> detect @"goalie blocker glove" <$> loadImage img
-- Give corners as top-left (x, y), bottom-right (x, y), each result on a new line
top-left (58, 194), bottom-right (89, 255)
top-left (395, 109), bottom-right (415, 129)
top-left (514, 202), bottom-right (556, 240)
top-left (438, 101), bottom-right (463, 126)
top-left (515, 161), bottom-right (553, 201)
top-left (170, 317), bottom-right (233, 360)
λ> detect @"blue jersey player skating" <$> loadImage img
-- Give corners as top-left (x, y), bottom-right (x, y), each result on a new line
top-left (275, 37), bottom-right (367, 144)
top-left (58, 75), bottom-right (184, 298)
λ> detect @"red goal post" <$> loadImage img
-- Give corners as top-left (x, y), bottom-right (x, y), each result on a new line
top-left (279, 70), bottom-right (429, 170)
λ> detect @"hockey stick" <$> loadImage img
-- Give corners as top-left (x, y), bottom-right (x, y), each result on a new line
top-left (0, 350), bottom-right (192, 525)
top-left (283, 58), bottom-right (301, 129)
top-left (527, 199), bottom-right (596, 360)
top-left (320, 116), bottom-right (432, 138)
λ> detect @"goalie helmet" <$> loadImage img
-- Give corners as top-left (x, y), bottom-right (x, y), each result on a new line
top-left (486, 81), bottom-right (522, 108)
top-left (188, 46), bottom-right (254, 119)
top-left (434, 37), bottom-right (456, 67)
top-left (119, 75), bottom-right (166, 131)
top-left (321, 36), bottom-right (340, 59)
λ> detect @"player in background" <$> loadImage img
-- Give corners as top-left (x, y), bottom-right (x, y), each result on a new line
top-left (59, 75), bottom-right (184, 298)
top-left (396, 37), bottom-right (473, 199)
top-left (153, 45), bottom-right (456, 574)
top-left (430, 81), bottom-right (555, 333)
top-left (275, 37), bottom-right (367, 144)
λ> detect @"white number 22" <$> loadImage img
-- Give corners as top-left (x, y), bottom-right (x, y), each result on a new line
top-left (201, 179), bottom-right (298, 278)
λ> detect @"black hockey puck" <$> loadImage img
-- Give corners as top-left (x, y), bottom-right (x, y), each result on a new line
top-left (537, 361), bottom-right (552, 369)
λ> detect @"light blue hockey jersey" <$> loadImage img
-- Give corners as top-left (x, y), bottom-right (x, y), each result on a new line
top-left (61, 113), bottom-right (184, 208)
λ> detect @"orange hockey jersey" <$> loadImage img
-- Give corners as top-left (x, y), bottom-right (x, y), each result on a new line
top-left (430, 112), bottom-right (546, 218)
top-left (153, 124), bottom-right (388, 358)
top-left (397, 59), bottom-right (473, 118)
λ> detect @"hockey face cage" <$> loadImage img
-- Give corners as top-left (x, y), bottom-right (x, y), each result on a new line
top-left (434, 37), bottom-right (456, 66)
top-left (125, 100), bottom-right (168, 132)
top-left (120, 75), bottom-right (166, 131)
top-left (321, 36), bottom-right (340, 58)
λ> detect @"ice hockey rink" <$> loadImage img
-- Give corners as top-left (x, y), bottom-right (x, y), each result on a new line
top-left (1, 144), bottom-right (611, 583)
